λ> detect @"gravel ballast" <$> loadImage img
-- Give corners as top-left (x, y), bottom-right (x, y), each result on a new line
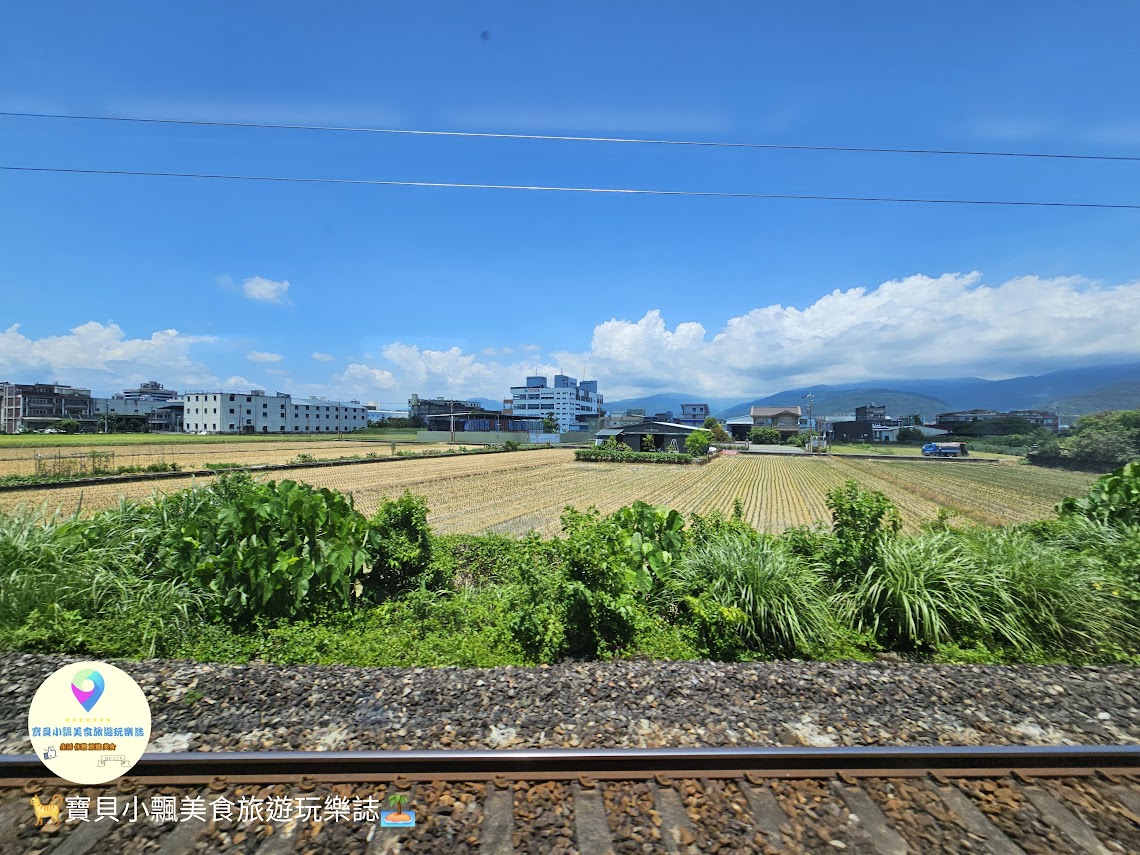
top-left (1, 654), bottom-right (1138, 755)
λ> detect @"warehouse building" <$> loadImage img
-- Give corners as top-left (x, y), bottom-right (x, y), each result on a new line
top-left (181, 390), bottom-right (369, 434)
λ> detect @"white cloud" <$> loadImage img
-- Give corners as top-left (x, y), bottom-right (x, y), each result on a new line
top-left (311, 352), bottom-right (335, 362)
top-left (242, 276), bottom-right (291, 304)
top-left (222, 375), bottom-right (262, 390)
top-left (335, 363), bottom-right (399, 394)
top-left (0, 322), bottom-right (218, 393)
top-left (360, 272), bottom-right (1140, 401)
top-left (247, 350), bottom-right (283, 363)
top-left (570, 272), bottom-right (1140, 397)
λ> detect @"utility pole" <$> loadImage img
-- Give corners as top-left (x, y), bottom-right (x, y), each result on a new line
top-left (802, 391), bottom-right (815, 455)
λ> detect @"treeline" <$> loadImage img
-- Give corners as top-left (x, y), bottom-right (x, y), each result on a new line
top-left (1030, 410), bottom-right (1140, 471)
top-left (1, 465), bottom-right (1137, 667)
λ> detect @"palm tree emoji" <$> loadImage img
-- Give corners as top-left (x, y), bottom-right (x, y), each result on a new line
top-left (387, 793), bottom-right (411, 823)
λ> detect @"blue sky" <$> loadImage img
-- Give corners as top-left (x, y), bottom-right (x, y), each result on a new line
top-left (2, 2), bottom-right (1139, 403)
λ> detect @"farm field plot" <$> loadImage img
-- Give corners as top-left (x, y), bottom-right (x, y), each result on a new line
top-left (0, 450), bottom-right (1096, 535)
top-left (0, 439), bottom-right (449, 477)
top-left (829, 458), bottom-right (1099, 526)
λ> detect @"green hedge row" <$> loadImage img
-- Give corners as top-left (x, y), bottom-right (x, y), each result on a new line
top-left (574, 449), bottom-right (694, 464)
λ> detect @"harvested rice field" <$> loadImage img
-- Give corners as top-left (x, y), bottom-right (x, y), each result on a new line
top-left (0, 449), bottom-right (1098, 535)
top-left (0, 439), bottom-right (450, 477)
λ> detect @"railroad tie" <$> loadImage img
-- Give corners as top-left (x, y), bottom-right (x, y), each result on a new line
top-left (571, 782), bottom-right (615, 855)
top-left (1019, 785), bottom-right (1114, 855)
top-left (650, 782), bottom-right (700, 855)
top-left (1108, 784), bottom-right (1140, 819)
top-left (37, 817), bottom-right (116, 855)
top-left (365, 784), bottom-right (415, 855)
top-left (828, 780), bottom-right (909, 855)
top-left (738, 780), bottom-right (787, 850)
top-left (153, 815), bottom-right (208, 854)
top-left (480, 786), bottom-right (515, 855)
top-left (251, 815), bottom-right (301, 855)
top-left (934, 784), bottom-right (1026, 855)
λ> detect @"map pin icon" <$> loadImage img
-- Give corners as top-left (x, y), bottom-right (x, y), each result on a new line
top-left (71, 669), bottom-right (105, 713)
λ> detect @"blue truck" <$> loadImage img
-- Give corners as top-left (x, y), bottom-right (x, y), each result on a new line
top-left (922, 441), bottom-right (968, 457)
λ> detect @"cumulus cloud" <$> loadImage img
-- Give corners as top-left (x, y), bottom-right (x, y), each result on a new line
top-left (359, 272), bottom-right (1140, 401)
top-left (311, 352), bottom-right (335, 362)
top-left (242, 276), bottom-right (291, 304)
top-left (336, 363), bottom-right (399, 394)
top-left (246, 351), bottom-right (283, 363)
top-left (222, 375), bottom-right (263, 390)
top-left (574, 272), bottom-right (1140, 397)
top-left (0, 322), bottom-right (218, 393)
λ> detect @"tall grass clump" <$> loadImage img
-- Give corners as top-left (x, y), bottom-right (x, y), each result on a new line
top-left (833, 531), bottom-right (1023, 652)
top-left (0, 504), bottom-right (212, 657)
top-left (668, 533), bottom-right (833, 658)
top-left (957, 526), bottom-right (1136, 657)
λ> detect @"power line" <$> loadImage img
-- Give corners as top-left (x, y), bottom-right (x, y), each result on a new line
top-left (3, 164), bottom-right (1137, 209)
top-left (3, 110), bottom-right (1139, 164)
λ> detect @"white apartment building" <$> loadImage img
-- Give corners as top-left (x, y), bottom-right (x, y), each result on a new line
top-left (509, 375), bottom-right (602, 433)
top-left (181, 390), bottom-right (369, 434)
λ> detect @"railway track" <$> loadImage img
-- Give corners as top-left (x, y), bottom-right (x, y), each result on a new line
top-left (2, 745), bottom-right (1139, 853)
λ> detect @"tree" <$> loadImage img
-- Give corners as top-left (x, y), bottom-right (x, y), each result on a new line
top-left (702, 416), bottom-right (731, 442)
top-left (542, 416), bottom-right (559, 434)
top-left (685, 429), bottom-right (712, 455)
top-left (897, 427), bottom-right (924, 442)
top-left (640, 433), bottom-right (657, 451)
top-left (748, 427), bottom-right (781, 445)
top-left (56, 419), bottom-right (80, 434)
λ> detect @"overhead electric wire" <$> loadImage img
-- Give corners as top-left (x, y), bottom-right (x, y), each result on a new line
top-left (2, 110), bottom-right (1139, 163)
top-left (2, 165), bottom-right (1137, 209)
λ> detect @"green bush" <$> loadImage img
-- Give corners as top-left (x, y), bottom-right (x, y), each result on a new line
top-left (575, 448), bottom-right (692, 464)
top-left (684, 430), bottom-right (712, 456)
top-left (823, 480), bottom-right (901, 584)
top-left (748, 427), bottom-right (781, 445)
top-left (1058, 461), bottom-right (1140, 527)
top-left (363, 491), bottom-right (434, 598)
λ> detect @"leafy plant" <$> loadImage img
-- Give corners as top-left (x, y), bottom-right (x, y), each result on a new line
top-left (824, 480), bottom-right (901, 584)
top-left (748, 427), bottom-right (781, 445)
top-left (684, 430), bottom-right (712, 456)
top-left (1058, 461), bottom-right (1140, 527)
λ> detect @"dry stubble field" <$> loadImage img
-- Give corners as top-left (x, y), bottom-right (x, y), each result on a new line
top-left (0, 439), bottom-right (452, 477)
top-left (0, 448), bottom-right (1097, 535)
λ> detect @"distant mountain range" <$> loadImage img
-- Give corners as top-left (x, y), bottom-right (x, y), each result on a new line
top-left (605, 362), bottom-right (1140, 423)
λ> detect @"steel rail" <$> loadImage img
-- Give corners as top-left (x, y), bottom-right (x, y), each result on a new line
top-left (3, 744), bottom-right (1139, 788)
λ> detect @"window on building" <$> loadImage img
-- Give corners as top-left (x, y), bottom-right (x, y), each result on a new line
top-left (246, 397), bottom-right (251, 402)
top-left (229, 394), bottom-right (235, 402)
top-left (229, 424), bottom-right (235, 430)
top-left (229, 408), bottom-right (234, 414)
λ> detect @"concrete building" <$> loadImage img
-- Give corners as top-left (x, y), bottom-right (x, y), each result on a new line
top-left (93, 396), bottom-right (183, 432)
top-left (91, 381), bottom-right (183, 432)
top-left (855, 403), bottom-right (887, 422)
top-left (935, 408), bottom-right (1059, 433)
top-left (1, 383), bottom-right (96, 433)
top-left (1008, 410), bottom-right (1061, 432)
top-left (831, 421), bottom-right (899, 443)
top-left (509, 375), bottom-right (602, 433)
top-left (749, 406), bottom-right (803, 440)
top-left (181, 390), bottom-right (369, 434)
top-left (678, 403), bottom-right (710, 427)
top-left (120, 381), bottom-right (179, 402)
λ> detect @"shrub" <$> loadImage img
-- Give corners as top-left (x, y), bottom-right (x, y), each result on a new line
top-left (363, 491), bottom-right (434, 597)
top-left (1058, 461), bottom-right (1140, 527)
top-left (684, 430), bottom-right (712, 456)
top-left (748, 427), bottom-right (781, 445)
top-left (823, 480), bottom-right (901, 584)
